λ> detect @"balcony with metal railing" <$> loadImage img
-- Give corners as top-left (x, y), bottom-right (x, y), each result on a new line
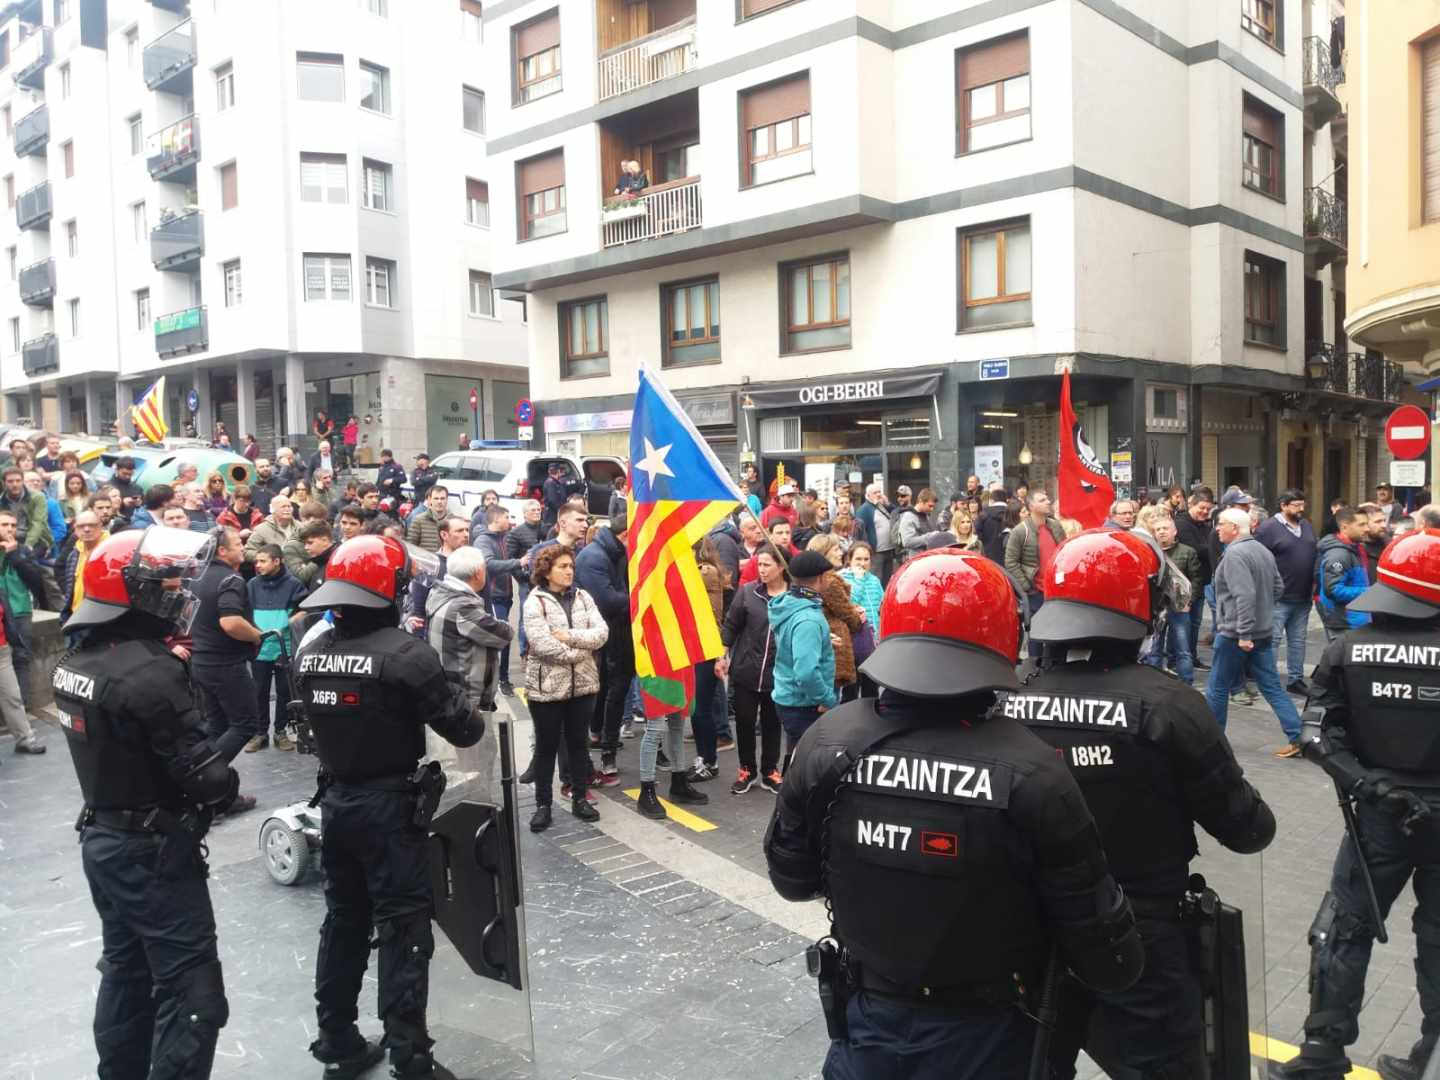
top-left (17, 258), bottom-right (54, 306)
top-left (601, 178), bottom-right (702, 247)
top-left (146, 115), bottom-right (200, 183)
top-left (12, 25), bottom-right (51, 90)
top-left (151, 209), bottom-right (204, 271)
top-left (13, 104), bottom-right (47, 157)
top-left (22, 333), bottom-right (57, 376)
top-left (1305, 342), bottom-right (1404, 403)
top-left (597, 16), bottom-right (697, 102)
top-left (143, 19), bottom-right (196, 95)
top-left (1302, 35), bottom-right (1342, 129)
top-left (15, 181), bottom-right (51, 231)
top-left (155, 305), bottom-right (207, 358)
top-left (1304, 187), bottom-right (1347, 270)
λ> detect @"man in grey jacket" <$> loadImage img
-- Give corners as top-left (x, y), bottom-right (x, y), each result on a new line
top-left (893, 488), bottom-right (939, 558)
top-left (1005, 490), bottom-right (1066, 657)
top-left (427, 546), bottom-right (514, 783)
top-left (1203, 507), bottom-right (1303, 753)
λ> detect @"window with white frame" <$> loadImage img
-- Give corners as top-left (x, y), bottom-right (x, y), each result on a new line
top-left (362, 159), bottom-right (392, 211)
top-left (215, 62), bottom-right (235, 111)
top-left (55, 0), bottom-right (71, 24)
top-left (66, 219), bottom-right (78, 257)
top-left (465, 177), bottom-right (488, 226)
top-left (131, 201), bottom-right (146, 243)
top-left (135, 289), bottom-right (150, 331)
top-left (367, 0), bottom-right (387, 14)
top-left (125, 27), bottom-right (138, 68)
top-left (59, 63), bottom-right (70, 99)
top-left (296, 52), bottom-right (344, 102)
top-left (364, 258), bottom-right (394, 307)
top-left (359, 61), bottom-right (390, 114)
top-left (128, 114), bottom-right (143, 156)
top-left (68, 298), bottom-right (80, 336)
top-left (6, 247), bottom-right (14, 281)
top-left (300, 152), bottom-right (348, 203)
top-left (461, 0), bottom-right (482, 42)
top-left (9, 318), bottom-right (17, 353)
top-left (463, 86), bottom-right (485, 134)
top-left (224, 260), bottom-right (242, 307)
top-left (303, 253), bottom-right (351, 301)
top-left (468, 270), bottom-right (494, 317)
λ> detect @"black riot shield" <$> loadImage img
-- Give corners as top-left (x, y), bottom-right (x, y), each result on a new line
top-left (1179, 875), bottom-right (1251, 1080)
top-left (427, 718), bottom-right (525, 989)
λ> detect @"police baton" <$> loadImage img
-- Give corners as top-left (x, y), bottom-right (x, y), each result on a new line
top-left (1027, 945), bottom-right (1062, 1080)
top-left (1333, 778), bottom-right (1388, 944)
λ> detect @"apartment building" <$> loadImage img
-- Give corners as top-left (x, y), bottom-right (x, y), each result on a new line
top-left (484, 0), bottom-right (1406, 514)
top-left (1341, 0), bottom-right (1440, 486)
top-left (0, 0), bottom-right (527, 462)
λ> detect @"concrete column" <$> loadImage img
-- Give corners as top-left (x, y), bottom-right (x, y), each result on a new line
top-left (481, 377), bottom-right (494, 440)
top-left (83, 379), bottom-right (101, 437)
top-left (27, 388), bottom-right (41, 425)
top-left (57, 386), bottom-right (75, 432)
top-left (271, 365), bottom-right (285, 444)
top-left (193, 369), bottom-right (212, 438)
top-left (234, 357), bottom-right (255, 446)
top-left (284, 353), bottom-right (307, 442)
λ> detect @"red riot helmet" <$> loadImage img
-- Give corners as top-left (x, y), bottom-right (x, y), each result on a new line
top-left (1350, 528), bottom-right (1440, 619)
top-left (300, 534), bottom-right (438, 611)
top-left (1031, 528), bottom-right (1170, 643)
top-left (66, 527), bottom-right (216, 633)
top-left (859, 549), bottom-right (1021, 697)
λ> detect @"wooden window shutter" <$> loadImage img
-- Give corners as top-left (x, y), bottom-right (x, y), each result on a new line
top-left (1242, 95), bottom-right (1281, 146)
top-left (460, 0), bottom-right (482, 14)
top-left (741, 72), bottom-right (810, 131)
top-left (222, 162), bottom-right (238, 209)
top-left (743, 0), bottom-right (793, 15)
top-left (957, 31), bottom-right (1028, 91)
top-left (1424, 38), bottom-right (1440, 224)
top-left (518, 150), bottom-right (564, 195)
top-left (514, 10), bottom-right (559, 56)
top-left (467, 178), bottom-right (488, 202)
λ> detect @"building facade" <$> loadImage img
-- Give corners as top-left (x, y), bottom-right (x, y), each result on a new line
top-left (0, 0), bottom-right (527, 462)
top-left (1341, 0), bottom-right (1440, 487)
top-left (486, 0), bottom-right (1403, 513)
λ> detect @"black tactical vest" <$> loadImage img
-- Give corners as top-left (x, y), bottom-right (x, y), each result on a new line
top-left (1337, 625), bottom-right (1440, 775)
top-left (822, 703), bottom-right (1053, 990)
top-left (296, 630), bottom-right (424, 782)
top-left (55, 641), bottom-right (181, 811)
top-left (999, 675), bottom-right (1195, 893)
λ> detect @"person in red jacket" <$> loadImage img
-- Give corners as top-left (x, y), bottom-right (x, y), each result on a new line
top-left (760, 483), bottom-right (799, 531)
top-left (739, 518), bottom-right (798, 585)
top-left (215, 484), bottom-right (264, 545)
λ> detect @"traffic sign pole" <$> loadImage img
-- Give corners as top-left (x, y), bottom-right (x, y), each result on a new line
top-left (469, 387), bottom-right (479, 441)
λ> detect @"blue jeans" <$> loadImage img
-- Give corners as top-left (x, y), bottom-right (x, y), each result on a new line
top-left (625, 677), bottom-right (641, 719)
top-left (1272, 599), bottom-right (1310, 685)
top-left (1142, 613), bottom-right (1194, 684)
top-left (491, 598), bottom-right (512, 685)
top-left (691, 660), bottom-right (721, 766)
top-left (1204, 636), bottom-right (1301, 741)
top-left (776, 704), bottom-right (823, 751)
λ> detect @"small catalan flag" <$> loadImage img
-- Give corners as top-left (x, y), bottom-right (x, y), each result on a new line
top-left (130, 376), bottom-right (168, 445)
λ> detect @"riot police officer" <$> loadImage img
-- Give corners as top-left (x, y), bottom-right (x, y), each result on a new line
top-left (764, 549), bottom-right (1145, 1079)
top-left (55, 527), bottom-right (241, 1080)
top-left (1270, 529), bottom-right (1440, 1080)
top-left (295, 535), bottom-right (486, 1080)
top-left (1013, 527), bottom-right (1275, 1079)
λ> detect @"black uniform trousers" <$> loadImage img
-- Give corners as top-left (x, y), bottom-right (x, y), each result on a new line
top-left (81, 825), bottom-right (226, 1080)
top-left (823, 993), bottom-right (1032, 1079)
top-left (315, 784), bottom-right (436, 1072)
top-left (1050, 909), bottom-right (1205, 1080)
top-left (192, 661), bottom-right (262, 761)
top-left (1304, 799), bottom-right (1440, 1060)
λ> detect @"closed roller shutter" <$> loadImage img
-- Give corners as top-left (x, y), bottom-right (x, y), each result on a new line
top-left (1424, 38), bottom-right (1440, 224)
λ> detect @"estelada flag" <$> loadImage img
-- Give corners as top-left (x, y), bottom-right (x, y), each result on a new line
top-left (130, 376), bottom-right (168, 445)
top-left (1057, 368), bottom-right (1114, 529)
top-left (627, 368), bottom-right (742, 719)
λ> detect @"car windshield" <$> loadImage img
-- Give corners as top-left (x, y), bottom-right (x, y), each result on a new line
top-left (429, 454), bottom-right (514, 483)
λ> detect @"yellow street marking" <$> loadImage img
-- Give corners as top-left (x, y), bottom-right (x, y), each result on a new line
top-left (1250, 1032), bottom-right (1380, 1079)
top-left (514, 688), bottom-right (528, 706)
top-left (621, 788), bottom-right (717, 833)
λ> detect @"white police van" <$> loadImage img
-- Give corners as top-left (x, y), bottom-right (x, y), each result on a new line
top-left (405, 442), bottom-right (625, 520)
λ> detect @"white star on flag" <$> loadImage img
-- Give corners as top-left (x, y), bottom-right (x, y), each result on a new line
top-left (635, 437), bottom-right (676, 484)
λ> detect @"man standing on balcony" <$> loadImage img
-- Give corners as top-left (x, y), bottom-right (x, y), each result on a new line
top-left (612, 160), bottom-right (649, 198)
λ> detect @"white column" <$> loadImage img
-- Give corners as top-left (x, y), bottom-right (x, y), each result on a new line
top-left (193, 368), bottom-right (212, 438)
top-left (83, 379), bottom-right (101, 437)
top-left (234, 357), bottom-right (255, 447)
top-left (284, 353), bottom-right (307, 443)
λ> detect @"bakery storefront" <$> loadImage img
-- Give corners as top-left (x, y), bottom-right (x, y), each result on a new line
top-left (740, 369), bottom-right (949, 503)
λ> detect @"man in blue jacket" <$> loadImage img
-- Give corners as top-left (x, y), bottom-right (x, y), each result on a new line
top-left (575, 511), bottom-right (630, 782)
top-left (1315, 507), bottom-right (1372, 642)
top-left (769, 550), bottom-right (836, 771)
top-left (1255, 488), bottom-right (1319, 694)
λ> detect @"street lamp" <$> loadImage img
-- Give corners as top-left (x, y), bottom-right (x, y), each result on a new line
top-left (1306, 348), bottom-right (1331, 385)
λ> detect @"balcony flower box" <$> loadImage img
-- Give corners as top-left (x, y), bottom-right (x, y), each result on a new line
top-left (600, 198), bottom-right (647, 224)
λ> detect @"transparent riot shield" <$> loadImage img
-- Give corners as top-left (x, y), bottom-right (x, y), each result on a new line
top-left (426, 713), bottom-right (536, 1076)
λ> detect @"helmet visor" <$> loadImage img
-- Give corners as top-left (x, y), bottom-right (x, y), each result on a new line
top-left (404, 541), bottom-right (440, 582)
top-left (134, 525), bottom-right (216, 585)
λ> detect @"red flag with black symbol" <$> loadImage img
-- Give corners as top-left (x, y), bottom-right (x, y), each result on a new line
top-left (1057, 369), bottom-right (1115, 529)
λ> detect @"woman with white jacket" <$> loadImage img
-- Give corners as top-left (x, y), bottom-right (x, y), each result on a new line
top-left (523, 544), bottom-right (609, 832)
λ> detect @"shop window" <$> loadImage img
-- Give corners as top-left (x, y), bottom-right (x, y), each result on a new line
top-left (1242, 93), bottom-right (1283, 199)
top-left (663, 277), bottom-right (720, 367)
top-left (561, 296), bottom-right (608, 378)
top-left (959, 218), bottom-right (1031, 330)
top-left (740, 72), bottom-right (811, 187)
top-left (759, 416), bottom-right (800, 453)
top-left (955, 31), bottom-right (1030, 154)
top-left (1243, 251), bottom-right (1285, 347)
top-left (513, 10), bottom-right (561, 105)
top-left (781, 253), bottom-right (850, 353)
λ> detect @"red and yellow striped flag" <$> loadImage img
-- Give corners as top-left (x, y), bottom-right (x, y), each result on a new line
top-left (627, 369), bottom-right (742, 718)
top-left (130, 376), bottom-right (168, 445)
